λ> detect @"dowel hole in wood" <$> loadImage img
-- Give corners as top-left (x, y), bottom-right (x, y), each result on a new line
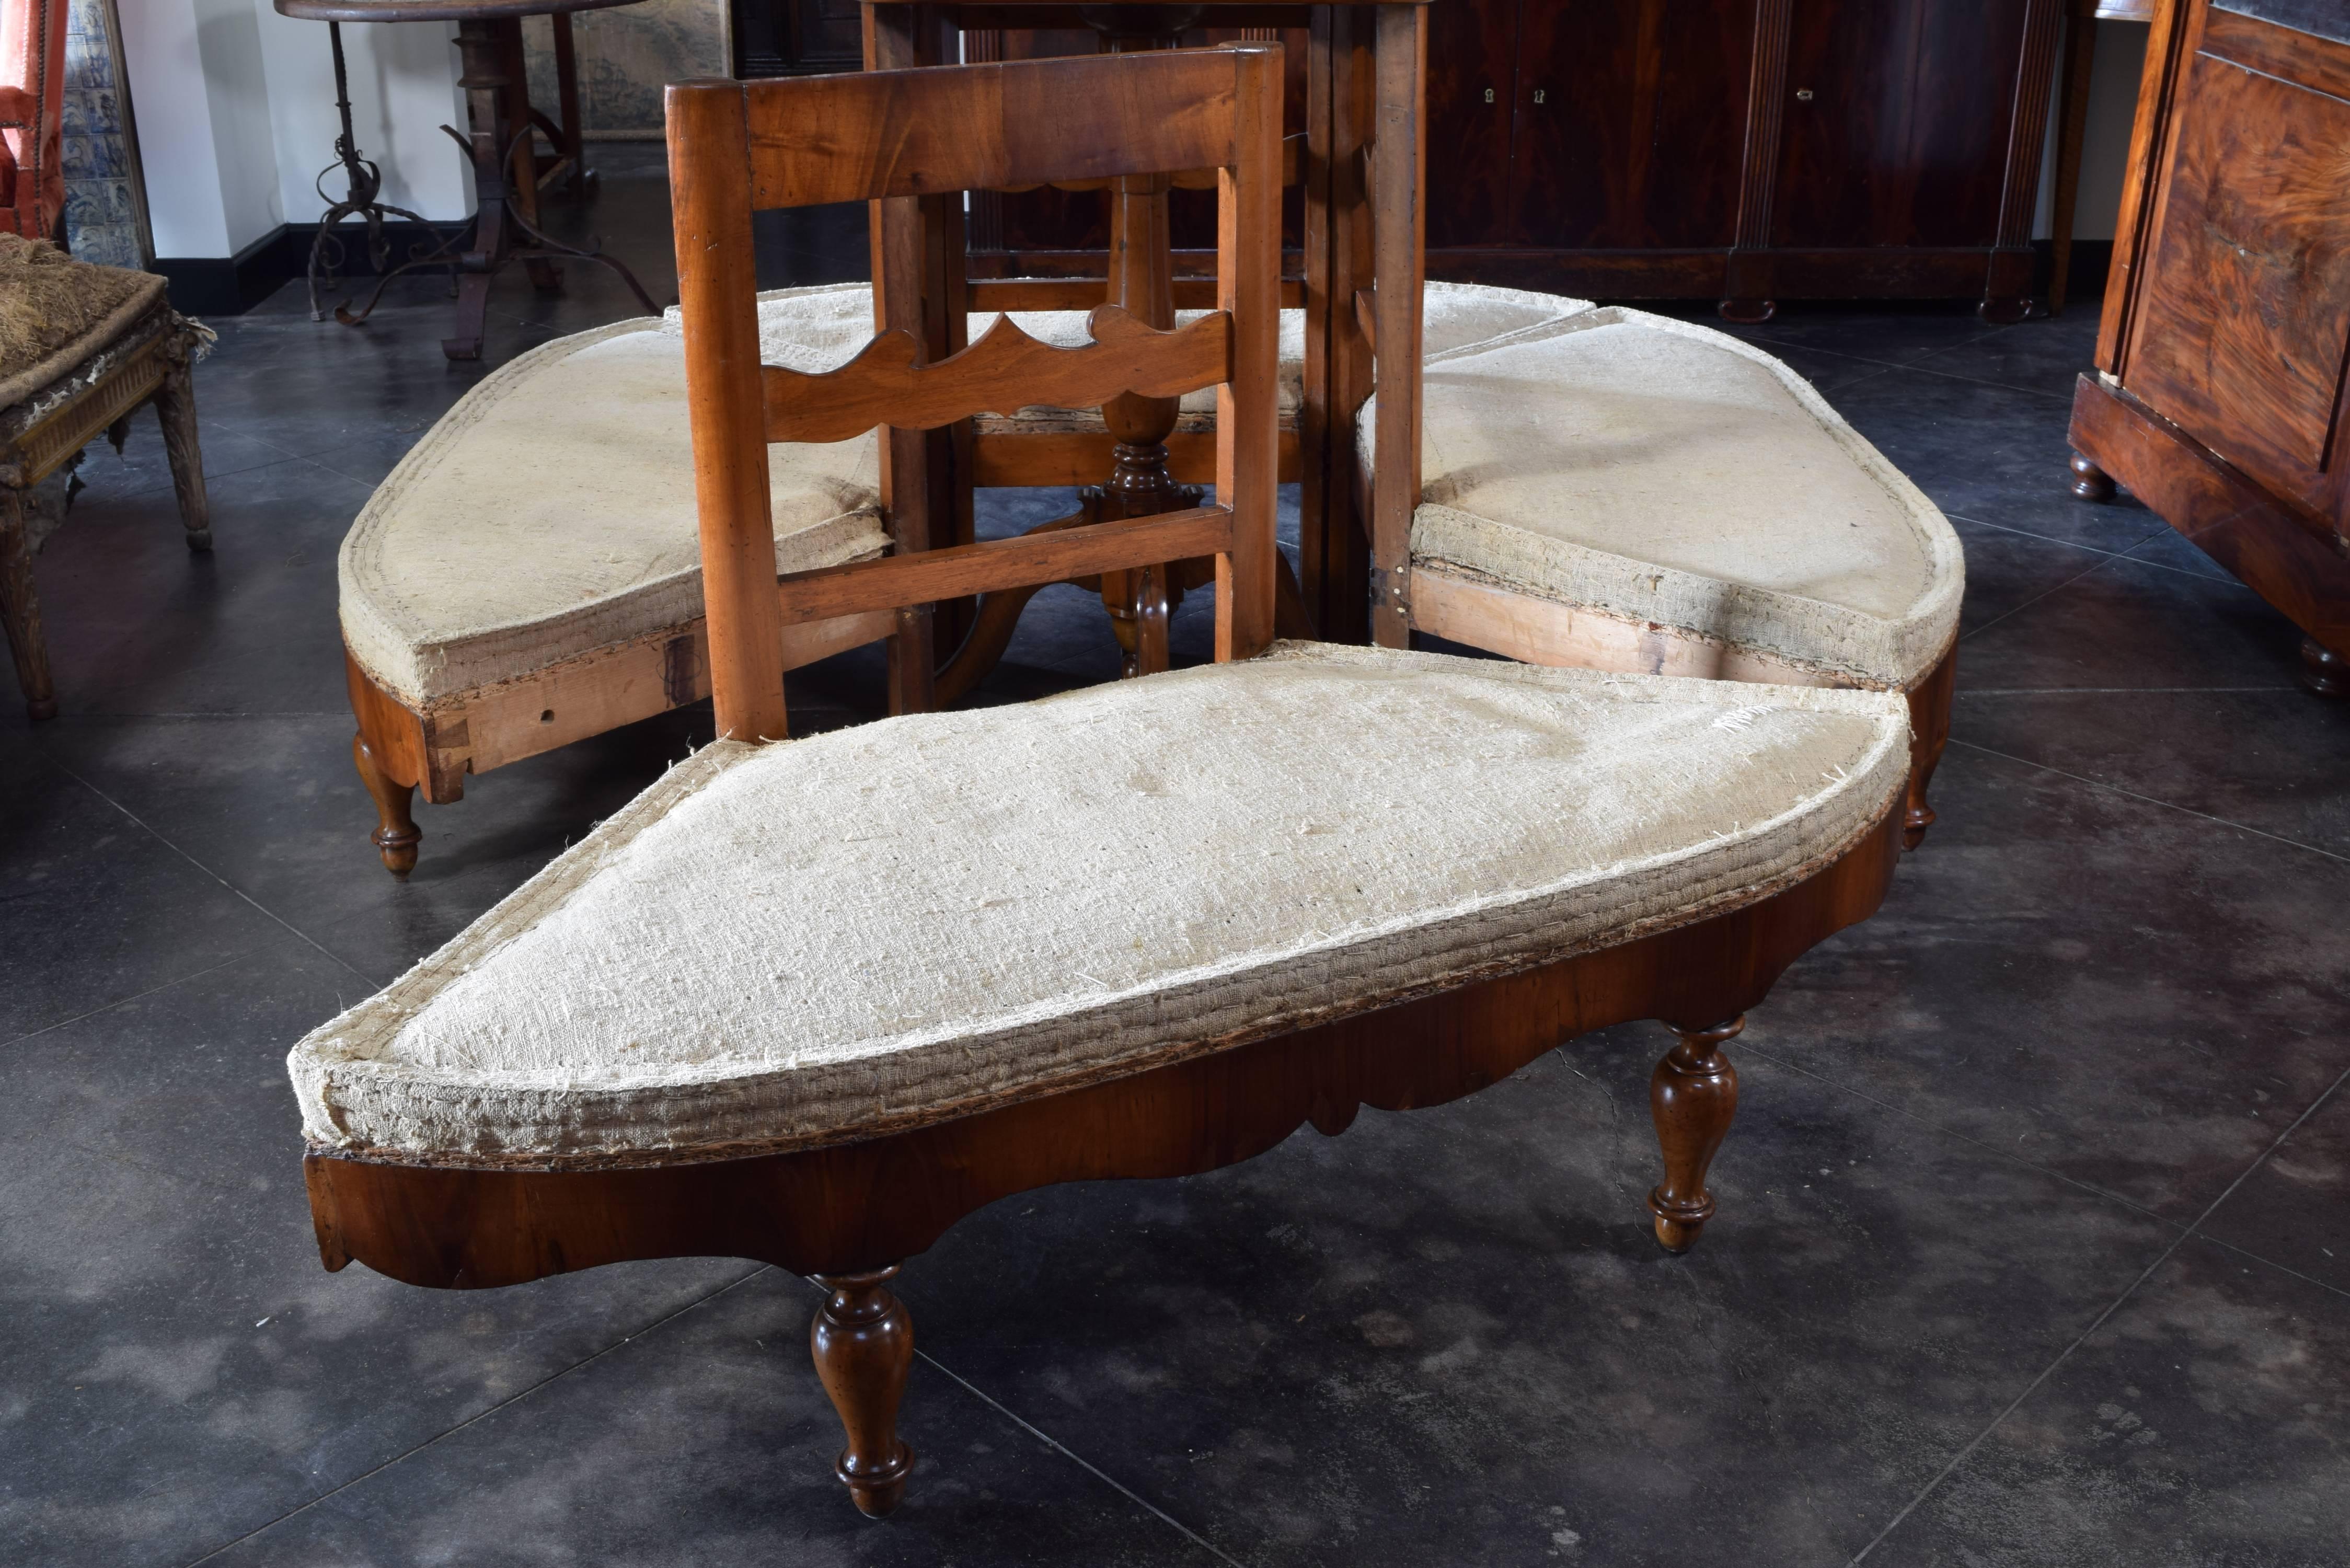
top-left (540, 709), bottom-right (554, 723)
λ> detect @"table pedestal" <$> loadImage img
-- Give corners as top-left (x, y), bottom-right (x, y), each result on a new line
top-left (338, 16), bottom-right (656, 361)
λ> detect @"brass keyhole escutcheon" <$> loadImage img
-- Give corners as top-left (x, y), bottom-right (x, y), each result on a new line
top-left (1484, 86), bottom-right (1495, 103)
top-left (1533, 88), bottom-right (1546, 104)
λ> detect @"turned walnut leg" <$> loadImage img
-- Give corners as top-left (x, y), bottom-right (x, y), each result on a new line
top-left (152, 349), bottom-right (213, 551)
top-left (1648, 1017), bottom-right (1743, 1254)
top-left (811, 1265), bottom-right (916, 1518)
top-left (0, 486), bottom-right (57, 720)
top-left (1903, 648), bottom-right (1956, 850)
top-left (352, 732), bottom-right (422, 876)
top-left (2068, 451), bottom-right (2115, 502)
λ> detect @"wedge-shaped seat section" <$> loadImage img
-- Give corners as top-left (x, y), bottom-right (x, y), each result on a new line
top-left (341, 290), bottom-right (892, 712)
top-left (1365, 305), bottom-right (1963, 843)
top-left (292, 643), bottom-right (1909, 1167)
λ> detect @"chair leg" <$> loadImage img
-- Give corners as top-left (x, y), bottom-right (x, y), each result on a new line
top-left (152, 353), bottom-right (213, 552)
top-left (1648, 1017), bottom-right (1743, 1254)
top-left (0, 486), bottom-right (57, 720)
top-left (353, 732), bottom-right (422, 876)
top-left (811, 1265), bottom-right (916, 1518)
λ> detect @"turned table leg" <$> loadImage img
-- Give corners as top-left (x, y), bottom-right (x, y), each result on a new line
top-left (1648, 1017), bottom-right (1744, 1253)
top-left (811, 1265), bottom-right (916, 1518)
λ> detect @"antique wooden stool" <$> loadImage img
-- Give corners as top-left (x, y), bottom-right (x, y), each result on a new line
top-left (292, 45), bottom-right (1913, 1518)
top-left (0, 237), bottom-right (211, 720)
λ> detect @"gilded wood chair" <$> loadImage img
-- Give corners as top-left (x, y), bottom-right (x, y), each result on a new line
top-left (1, 237), bottom-right (211, 719)
top-left (289, 43), bottom-right (1914, 1518)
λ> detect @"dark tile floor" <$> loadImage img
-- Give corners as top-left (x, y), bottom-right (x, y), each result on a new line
top-left (5, 155), bottom-right (2346, 1567)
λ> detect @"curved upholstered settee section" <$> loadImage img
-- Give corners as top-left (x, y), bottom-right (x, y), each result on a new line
top-left (339, 287), bottom-right (893, 710)
top-left (1367, 305), bottom-right (1964, 691)
top-left (291, 643), bottom-right (1910, 1168)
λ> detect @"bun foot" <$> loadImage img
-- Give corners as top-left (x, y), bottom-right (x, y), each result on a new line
top-left (2069, 452), bottom-right (2115, 502)
top-left (2301, 638), bottom-right (2347, 700)
top-left (1903, 799), bottom-right (1936, 851)
top-left (1650, 1207), bottom-right (1710, 1255)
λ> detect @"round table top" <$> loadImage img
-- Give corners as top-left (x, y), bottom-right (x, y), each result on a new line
top-left (274, 0), bottom-right (643, 22)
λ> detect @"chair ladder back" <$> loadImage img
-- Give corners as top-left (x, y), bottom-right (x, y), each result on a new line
top-left (668, 44), bottom-right (1285, 744)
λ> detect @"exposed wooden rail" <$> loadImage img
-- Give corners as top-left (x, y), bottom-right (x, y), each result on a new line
top-left (774, 506), bottom-right (1236, 626)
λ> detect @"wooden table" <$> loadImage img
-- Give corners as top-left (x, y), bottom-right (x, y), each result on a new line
top-left (861, 1), bottom-right (1430, 711)
top-left (273, 0), bottom-right (659, 360)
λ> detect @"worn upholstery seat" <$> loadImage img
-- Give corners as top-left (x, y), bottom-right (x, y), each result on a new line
top-left (1364, 303), bottom-right (1963, 843)
top-left (340, 290), bottom-right (894, 712)
top-left (292, 642), bottom-right (1908, 1167)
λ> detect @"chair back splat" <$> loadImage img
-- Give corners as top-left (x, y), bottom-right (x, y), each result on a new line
top-left (665, 45), bottom-right (1285, 743)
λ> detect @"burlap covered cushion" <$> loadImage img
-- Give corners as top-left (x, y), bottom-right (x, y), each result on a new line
top-left (1366, 306), bottom-right (1963, 690)
top-left (0, 233), bottom-right (167, 410)
top-left (340, 286), bottom-right (892, 709)
top-left (289, 643), bottom-right (1908, 1168)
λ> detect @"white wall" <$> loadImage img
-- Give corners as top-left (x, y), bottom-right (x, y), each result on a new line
top-left (120, 0), bottom-right (473, 259)
top-left (2034, 19), bottom-right (2152, 243)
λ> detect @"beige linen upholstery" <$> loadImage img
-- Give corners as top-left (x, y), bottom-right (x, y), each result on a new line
top-left (1367, 305), bottom-right (1963, 690)
top-left (340, 286), bottom-right (892, 710)
top-left (290, 643), bottom-right (1908, 1168)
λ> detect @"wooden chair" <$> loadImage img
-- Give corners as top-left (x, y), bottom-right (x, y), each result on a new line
top-left (1, 237), bottom-right (212, 719)
top-left (290, 43), bottom-right (1916, 1519)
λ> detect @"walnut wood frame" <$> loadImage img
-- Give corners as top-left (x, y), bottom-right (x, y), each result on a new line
top-left (2067, 0), bottom-right (2350, 696)
top-left (308, 801), bottom-right (1902, 1512)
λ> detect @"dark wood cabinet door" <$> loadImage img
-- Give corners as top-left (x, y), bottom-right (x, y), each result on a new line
top-left (1771, 0), bottom-right (2034, 248)
top-left (1509, 0), bottom-right (1756, 250)
top-left (736, 0), bottom-right (863, 77)
top-left (1425, 0), bottom-right (1526, 248)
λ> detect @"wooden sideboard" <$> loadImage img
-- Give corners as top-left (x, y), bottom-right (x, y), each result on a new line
top-left (1422, 0), bottom-right (2066, 321)
top-left (736, 1), bottom-right (2075, 320)
top-left (2068, 0), bottom-right (2350, 695)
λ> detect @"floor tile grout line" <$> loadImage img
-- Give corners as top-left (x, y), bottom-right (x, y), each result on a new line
top-left (0, 955), bottom-right (247, 1052)
top-left (1942, 509), bottom-right (2196, 572)
top-left (1956, 554), bottom-right (2126, 644)
top-left (176, 1266), bottom-right (774, 1567)
top-left (1848, 1058), bottom-right (2350, 1562)
top-left (1948, 738), bottom-right (2350, 866)
top-left (2197, 1231), bottom-right (2350, 1305)
top-left (36, 752), bottom-right (386, 989)
top-left (903, 1340), bottom-right (1254, 1567)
